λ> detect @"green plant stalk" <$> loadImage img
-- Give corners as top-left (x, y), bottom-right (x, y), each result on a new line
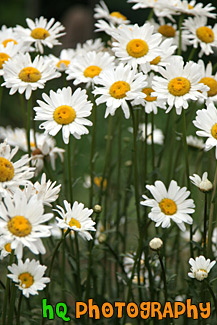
top-left (67, 139), bottom-right (73, 203)
top-left (0, 81), bottom-right (3, 117)
top-left (203, 193), bottom-right (208, 256)
top-left (151, 112), bottom-right (155, 182)
top-left (206, 280), bottom-right (217, 319)
top-left (16, 291), bottom-right (23, 325)
top-left (74, 232), bottom-right (82, 300)
top-left (7, 282), bottom-right (17, 325)
top-left (207, 161), bottom-right (217, 257)
top-left (89, 101), bottom-right (97, 208)
top-left (157, 251), bottom-right (168, 302)
top-left (177, 14), bottom-right (184, 56)
top-left (26, 98), bottom-right (32, 159)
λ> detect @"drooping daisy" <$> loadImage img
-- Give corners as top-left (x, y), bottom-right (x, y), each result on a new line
top-left (193, 102), bottom-right (217, 159)
top-left (152, 56), bottom-right (209, 115)
top-left (197, 60), bottom-right (217, 105)
top-left (34, 86), bottom-right (93, 144)
top-left (140, 180), bottom-right (195, 231)
top-left (94, 1), bottom-right (130, 25)
top-left (66, 51), bottom-right (115, 86)
top-left (183, 16), bottom-right (217, 57)
top-left (48, 48), bottom-right (76, 71)
top-left (15, 16), bottom-right (65, 53)
top-left (188, 256), bottom-right (216, 281)
top-left (111, 23), bottom-right (162, 68)
top-left (55, 200), bottom-right (95, 241)
top-left (0, 42), bottom-right (20, 76)
top-left (189, 172), bottom-right (213, 192)
top-left (0, 189), bottom-right (53, 259)
top-left (0, 141), bottom-right (34, 198)
top-left (2, 52), bottom-right (61, 100)
top-left (93, 63), bottom-right (147, 118)
top-left (7, 258), bottom-right (50, 298)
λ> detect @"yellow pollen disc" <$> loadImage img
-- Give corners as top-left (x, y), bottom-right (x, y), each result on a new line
top-left (83, 65), bottom-right (102, 78)
top-left (199, 77), bottom-right (217, 97)
top-left (0, 157), bottom-right (14, 182)
top-left (168, 77), bottom-right (191, 96)
top-left (0, 53), bottom-right (10, 69)
top-left (159, 198), bottom-right (177, 215)
top-left (2, 39), bottom-right (18, 47)
top-left (142, 87), bottom-right (157, 102)
top-left (53, 105), bottom-right (76, 125)
top-left (126, 39), bottom-right (149, 58)
top-left (30, 141), bottom-right (36, 148)
top-left (109, 81), bottom-right (130, 99)
top-left (18, 67), bottom-right (41, 83)
top-left (69, 217), bottom-right (81, 229)
top-left (4, 243), bottom-right (12, 253)
top-left (31, 27), bottom-right (50, 40)
top-left (188, 4), bottom-right (194, 9)
top-left (110, 11), bottom-right (127, 20)
top-left (150, 56), bottom-right (161, 65)
top-left (56, 60), bottom-right (70, 68)
top-left (198, 269), bottom-right (207, 273)
top-left (196, 26), bottom-right (214, 43)
top-left (211, 123), bottom-right (217, 139)
top-left (158, 25), bottom-right (176, 38)
top-left (94, 176), bottom-right (107, 190)
top-left (18, 272), bottom-right (34, 288)
top-left (7, 216), bottom-right (32, 237)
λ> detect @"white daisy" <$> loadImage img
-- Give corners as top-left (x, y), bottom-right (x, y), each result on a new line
top-left (152, 56), bottom-right (209, 115)
top-left (0, 42), bottom-right (21, 76)
top-left (48, 48), bottom-right (76, 71)
top-left (189, 172), bottom-right (213, 192)
top-left (66, 51), bottom-right (115, 86)
top-left (95, 20), bottom-right (116, 37)
top-left (197, 60), bottom-right (217, 105)
top-left (186, 135), bottom-right (205, 150)
top-left (75, 38), bottom-right (105, 54)
top-left (2, 52), bottom-right (61, 100)
top-left (55, 200), bottom-right (95, 241)
top-left (94, 1), bottom-right (130, 25)
top-left (15, 16), bottom-right (65, 53)
top-left (140, 180), bottom-right (195, 231)
top-left (0, 189), bottom-right (53, 259)
top-left (0, 141), bottom-right (34, 198)
top-left (34, 86), bottom-right (93, 144)
top-left (0, 238), bottom-right (12, 260)
top-left (127, 0), bottom-right (160, 10)
top-left (111, 23), bottom-right (162, 68)
top-left (212, 228), bottom-right (217, 257)
top-left (188, 255), bottom-right (216, 281)
top-left (193, 102), bottom-right (217, 159)
top-left (129, 123), bottom-right (164, 144)
top-left (171, 0), bottom-right (216, 18)
top-left (7, 258), bottom-right (50, 298)
top-left (183, 16), bottom-right (217, 57)
top-left (93, 63), bottom-right (147, 119)
top-left (0, 25), bottom-right (31, 52)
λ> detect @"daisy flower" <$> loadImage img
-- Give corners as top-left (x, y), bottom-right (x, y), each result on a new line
top-left (0, 238), bottom-right (12, 260)
top-left (55, 200), bottom-right (95, 241)
top-left (152, 56), bottom-right (209, 115)
top-left (188, 256), bottom-right (216, 281)
top-left (111, 23), bottom-right (162, 68)
top-left (171, 0), bottom-right (216, 18)
top-left (48, 48), bottom-right (76, 71)
top-left (93, 63), bottom-right (147, 119)
top-left (94, 1), bottom-right (130, 25)
top-left (129, 123), bottom-right (164, 144)
top-left (7, 258), bottom-right (50, 298)
top-left (95, 20), bottom-right (116, 37)
top-left (189, 172), bottom-right (213, 192)
top-left (2, 52), bottom-right (60, 100)
top-left (0, 189), bottom-right (53, 259)
top-left (193, 102), bottom-right (217, 159)
top-left (128, 0), bottom-right (160, 10)
top-left (34, 86), bottom-right (93, 144)
top-left (0, 42), bottom-right (21, 76)
top-left (197, 60), bottom-right (217, 105)
top-left (75, 38), bottom-right (105, 54)
top-left (140, 180), bottom-right (195, 231)
top-left (186, 135), bottom-right (205, 150)
top-left (183, 16), bottom-right (217, 57)
top-left (66, 51), bottom-right (115, 86)
top-left (15, 16), bottom-right (65, 53)
top-left (0, 141), bottom-right (34, 198)
top-left (0, 25), bottom-right (31, 52)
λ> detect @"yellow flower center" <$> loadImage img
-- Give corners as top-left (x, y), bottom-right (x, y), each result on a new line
top-left (53, 105), bottom-right (76, 125)
top-left (2, 39), bottom-right (18, 47)
top-left (196, 26), bottom-right (214, 43)
top-left (30, 27), bottom-right (50, 40)
top-left (110, 11), bottom-right (127, 20)
top-left (0, 53), bottom-right (10, 69)
top-left (158, 25), bottom-right (176, 38)
top-left (0, 157), bottom-right (14, 182)
top-left (69, 217), bottom-right (81, 229)
top-left (94, 176), bottom-right (107, 190)
top-left (159, 198), bottom-right (177, 215)
top-left (7, 216), bottom-right (32, 237)
top-left (199, 77), bottom-right (217, 97)
top-left (18, 272), bottom-right (34, 288)
top-left (126, 39), bottom-right (149, 58)
top-left (83, 65), bottom-right (102, 78)
top-left (211, 123), bottom-right (217, 139)
top-left (142, 87), bottom-right (157, 102)
top-left (188, 4), bottom-right (194, 9)
top-left (168, 77), bottom-right (191, 96)
top-left (18, 67), bottom-right (41, 83)
top-left (150, 56), bottom-right (161, 65)
top-left (4, 243), bottom-right (11, 253)
top-left (109, 81), bottom-right (130, 99)
top-left (56, 60), bottom-right (70, 68)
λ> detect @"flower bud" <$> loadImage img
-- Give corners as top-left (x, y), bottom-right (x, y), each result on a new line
top-left (149, 237), bottom-right (163, 251)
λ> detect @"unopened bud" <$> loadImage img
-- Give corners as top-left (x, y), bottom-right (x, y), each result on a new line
top-left (93, 204), bottom-right (102, 213)
top-left (149, 237), bottom-right (163, 251)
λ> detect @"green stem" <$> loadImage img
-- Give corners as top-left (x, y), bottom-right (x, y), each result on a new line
top-left (7, 282), bottom-right (17, 325)
top-left (16, 292), bottom-right (23, 325)
top-left (67, 140), bottom-right (73, 203)
top-left (74, 232), bottom-right (82, 299)
top-left (157, 251), bottom-right (168, 302)
top-left (206, 280), bottom-right (217, 319)
top-left (207, 162), bottom-right (217, 257)
top-left (203, 193), bottom-right (208, 256)
top-left (187, 47), bottom-right (196, 61)
top-left (26, 98), bottom-right (32, 159)
top-left (151, 113), bottom-right (155, 182)
top-left (0, 82), bottom-right (3, 118)
top-left (89, 102), bottom-right (97, 208)
top-left (147, 8), bottom-right (154, 20)
top-left (177, 14), bottom-right (184, 56)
